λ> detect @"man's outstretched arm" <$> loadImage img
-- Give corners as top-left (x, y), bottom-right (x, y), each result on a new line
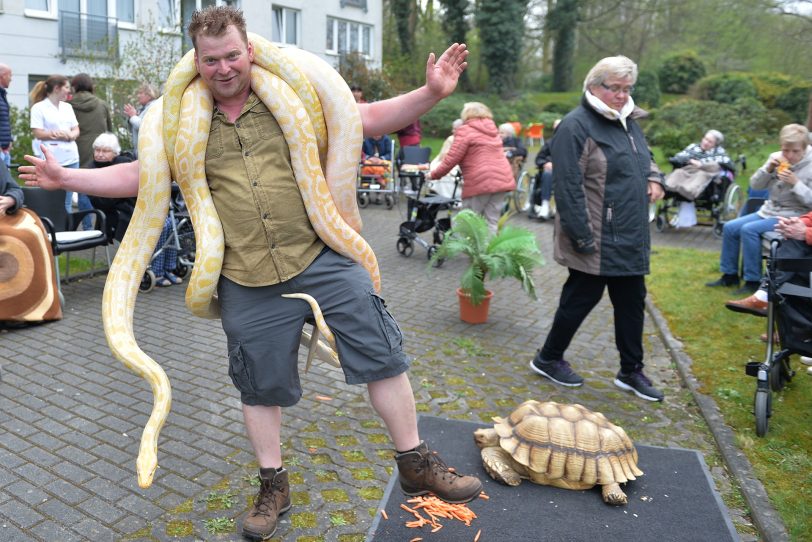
top-left (19, 145), bottom-right (140, 197)
top-left (358, 43), bottom-right (468, 138)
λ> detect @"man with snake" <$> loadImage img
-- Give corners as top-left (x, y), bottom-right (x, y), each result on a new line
top-left (22, 6), bottom-right (480, 540)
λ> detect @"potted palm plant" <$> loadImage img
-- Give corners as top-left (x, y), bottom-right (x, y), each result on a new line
top-left (430, 209), bottom-right (544, 324)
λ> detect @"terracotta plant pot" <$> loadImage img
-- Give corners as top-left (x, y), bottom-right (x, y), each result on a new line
top-left (457, 288), bottom-right (493, 324)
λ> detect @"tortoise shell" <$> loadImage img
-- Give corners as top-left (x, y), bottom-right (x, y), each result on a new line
top-left (493, 400), bottom-right (642, 486)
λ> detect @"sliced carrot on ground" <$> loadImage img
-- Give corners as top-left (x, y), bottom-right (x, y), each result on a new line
top-left (380, 509), bottom-right (388, 520)
top-left (474, 528), bottom-right (482, 541)
top-left (314, 394), bottom-right (332, 401)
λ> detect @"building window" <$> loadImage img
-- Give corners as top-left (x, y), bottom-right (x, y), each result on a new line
top-left (326, 17), bottom-right (372, 56)
top-left (116, 0), bottom-right (134, 24)
top-left (271, 5), bottom-right (299, 46)
top-left (25, 0), bottom-right (57, 18)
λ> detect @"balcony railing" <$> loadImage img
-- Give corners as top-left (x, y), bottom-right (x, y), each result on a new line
top-left (59, 10), bottom-right (118, 61)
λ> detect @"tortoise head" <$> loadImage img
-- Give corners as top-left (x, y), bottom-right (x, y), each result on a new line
top-left (473, 427), bottom-right (499, 449)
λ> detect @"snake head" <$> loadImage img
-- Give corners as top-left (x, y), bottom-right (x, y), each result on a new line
top-left (136, 451), bottom-right (158, 489)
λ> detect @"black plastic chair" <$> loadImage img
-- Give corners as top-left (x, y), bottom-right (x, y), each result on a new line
top-left (21, 187), bottom-right (111, 300)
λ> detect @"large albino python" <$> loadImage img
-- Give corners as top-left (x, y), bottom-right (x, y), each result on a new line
top-left (102, 33), bottom-right (378, 488)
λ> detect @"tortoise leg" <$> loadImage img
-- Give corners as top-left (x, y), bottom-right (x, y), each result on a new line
top-left (601, 483), bottom-right (628, 505)
top-left (480, 447), bottom-right (521, 486)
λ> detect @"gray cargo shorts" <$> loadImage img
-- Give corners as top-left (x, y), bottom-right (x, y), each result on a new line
top-left (217, 248), bottom-right (410, 407)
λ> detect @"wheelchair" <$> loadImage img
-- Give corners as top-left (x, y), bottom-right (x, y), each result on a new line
top-left (654, 158), bottom-right (745, 237)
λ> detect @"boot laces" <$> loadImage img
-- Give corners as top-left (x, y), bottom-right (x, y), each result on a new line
top-left (252, 478), bottom-right (281, 518)
top-left (426, 450), bottom-right (460, 483)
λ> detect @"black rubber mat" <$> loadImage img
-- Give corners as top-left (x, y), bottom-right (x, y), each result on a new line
top-left (366, 416), bottom-right (738, 542)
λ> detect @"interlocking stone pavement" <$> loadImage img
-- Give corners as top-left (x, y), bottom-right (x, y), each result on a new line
top-left (0, 202), bottom-right (771, 541)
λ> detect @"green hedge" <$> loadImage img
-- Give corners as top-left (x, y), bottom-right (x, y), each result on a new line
top-left (694, 72), bottom-right (758, 104)
top-left (634, 70), bottom-right (661, 109)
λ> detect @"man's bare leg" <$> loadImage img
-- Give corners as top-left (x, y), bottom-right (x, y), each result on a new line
top-left (243, 404), bottom-right (283, 468)
top-left (367, 372), bottom-right (420, 451)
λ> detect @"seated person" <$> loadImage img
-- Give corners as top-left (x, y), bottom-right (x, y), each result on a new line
top-left (86, 133), bottom-right (135, 242)
top-left (725, 212), bottom-right (812, 375)
top-left (498, 123), bottom-right (527, 180)
top-left (667, 130), bottom-right (733, 194)
top-left (531, 118), bottom-right (560, 219)
top-left (665, 129), bottom-right (734, 227)
top-left (0, 160), bottom-right (22, 218)
top-left (360, 134), bottom-right (392, 186)
top-left (707, 124), bottom-right (812, 294)
top-left (427, 119), bottom-right (462, 199)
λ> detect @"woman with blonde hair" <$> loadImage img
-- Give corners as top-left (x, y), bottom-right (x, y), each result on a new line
top-left (427, 101), bottom-right (515, 231)
top-left (30, 74), bottom-right (93, 228)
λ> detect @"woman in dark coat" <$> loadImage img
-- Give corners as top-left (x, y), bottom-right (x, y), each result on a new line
top-left (529, 56), bottom-right (666, 402)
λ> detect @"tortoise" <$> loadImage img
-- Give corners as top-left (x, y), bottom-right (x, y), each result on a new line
top-left (472, 400), bottom-right (643, 505)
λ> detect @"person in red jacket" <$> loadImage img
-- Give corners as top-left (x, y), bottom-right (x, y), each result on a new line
top-left (427, 101), bottom-right (515, 231)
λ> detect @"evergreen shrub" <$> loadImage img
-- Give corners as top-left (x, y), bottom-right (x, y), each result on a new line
top-left (775, 85), bottom-right (812, 124)
top-left (657, 52), bottom-right (706, 94)
top-left (634, 70), bottom-right (661, 108)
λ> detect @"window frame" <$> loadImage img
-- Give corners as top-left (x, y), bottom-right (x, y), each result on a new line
top-left (325, 16), bottom-right (373, 58)
top-left (26, 0), bottom-right (136, 26)
top-left (25, 0), bottom-right (58, 20)
top-left (271, 4), bottom-right (300, 47)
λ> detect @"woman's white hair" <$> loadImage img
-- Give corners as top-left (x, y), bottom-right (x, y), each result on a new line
top-left (583, 55), bottom-right (638, 92)
top-left (92, 132), bottom-right (121, 155)
top-left (706, 129), bottom-right (724, 145)
top-left (452, 118), bottom-right (463, 130)
top-left (498, 123), bottom-right (516, 137)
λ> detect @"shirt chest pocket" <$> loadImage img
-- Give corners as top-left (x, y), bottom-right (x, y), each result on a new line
top-left (207, 119), bottom-right (223, 160)
top-left (253, 111), bottom-right (283, 141)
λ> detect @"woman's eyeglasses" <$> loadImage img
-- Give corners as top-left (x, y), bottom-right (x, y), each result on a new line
top-left (599, 83), bottom-right (634, 95)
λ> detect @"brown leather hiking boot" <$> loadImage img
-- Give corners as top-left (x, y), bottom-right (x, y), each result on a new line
top-left (394, 441), bottom-right (482, 503)
top-left (242, 468), bottom-right (292, 541)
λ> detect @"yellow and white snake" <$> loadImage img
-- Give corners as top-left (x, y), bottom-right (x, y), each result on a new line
top-left (102, 33), bottom-right (378, 488)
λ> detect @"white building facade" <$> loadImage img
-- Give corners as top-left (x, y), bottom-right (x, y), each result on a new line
top-left (0, 0), bottom-right (382, 108)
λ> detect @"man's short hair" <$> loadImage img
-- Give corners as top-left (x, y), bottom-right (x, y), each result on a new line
top-left (779, 124), bottom-right (810, 148)
top-left (71, 73), bottom-right (94, 93)
top-left (188, 5), bottom-right (248, 49)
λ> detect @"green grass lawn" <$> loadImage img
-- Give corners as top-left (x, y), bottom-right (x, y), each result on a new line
top-left (649, 246), bottom-right (812, 540)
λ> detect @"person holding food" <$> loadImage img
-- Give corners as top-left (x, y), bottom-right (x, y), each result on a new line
top-left (707, 124), bottom-right (812, 295)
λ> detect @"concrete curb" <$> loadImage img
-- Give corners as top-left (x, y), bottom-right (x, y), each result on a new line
top-left (646, 298), bottom-right (789, 542)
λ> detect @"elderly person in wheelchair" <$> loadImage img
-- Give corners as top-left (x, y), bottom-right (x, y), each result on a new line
top-left (663, 129), bottom-right (733, 227)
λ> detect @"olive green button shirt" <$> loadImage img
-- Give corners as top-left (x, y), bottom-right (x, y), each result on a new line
top-left (206, 93), bottom-right (325, 286)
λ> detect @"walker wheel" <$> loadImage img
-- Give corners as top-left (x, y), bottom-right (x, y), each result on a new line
top-left (655, 214), bottom-right (666, 232)
top-left (754, 388), bottom-right (771, 437)
top-left (428, 245), bottom-right (444, 268)
top-left (358, 193), bottom-right (369, 208)
top-left (384, 194), bottom-right (395, 209)
top-left (397, 237), bottom-right (414, 257)
top-left (174, 263), bottom-right (191, 279)
top-left (139, 269), bottom-right (156, 293)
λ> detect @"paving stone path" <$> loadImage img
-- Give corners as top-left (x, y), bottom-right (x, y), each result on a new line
top-left (1, 202), bottom-right (763, 541)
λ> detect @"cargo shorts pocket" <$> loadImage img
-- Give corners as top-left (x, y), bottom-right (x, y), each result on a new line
top-left (370, 293), bottom-right (403, 353)
top-left (227, 343), bottom-right (257, 395)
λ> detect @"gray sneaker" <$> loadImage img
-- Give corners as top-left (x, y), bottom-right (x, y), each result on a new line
top-left (529, 357), bottom-right (584, 387)
top-left (614, 369), bottom-right (664, 402)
